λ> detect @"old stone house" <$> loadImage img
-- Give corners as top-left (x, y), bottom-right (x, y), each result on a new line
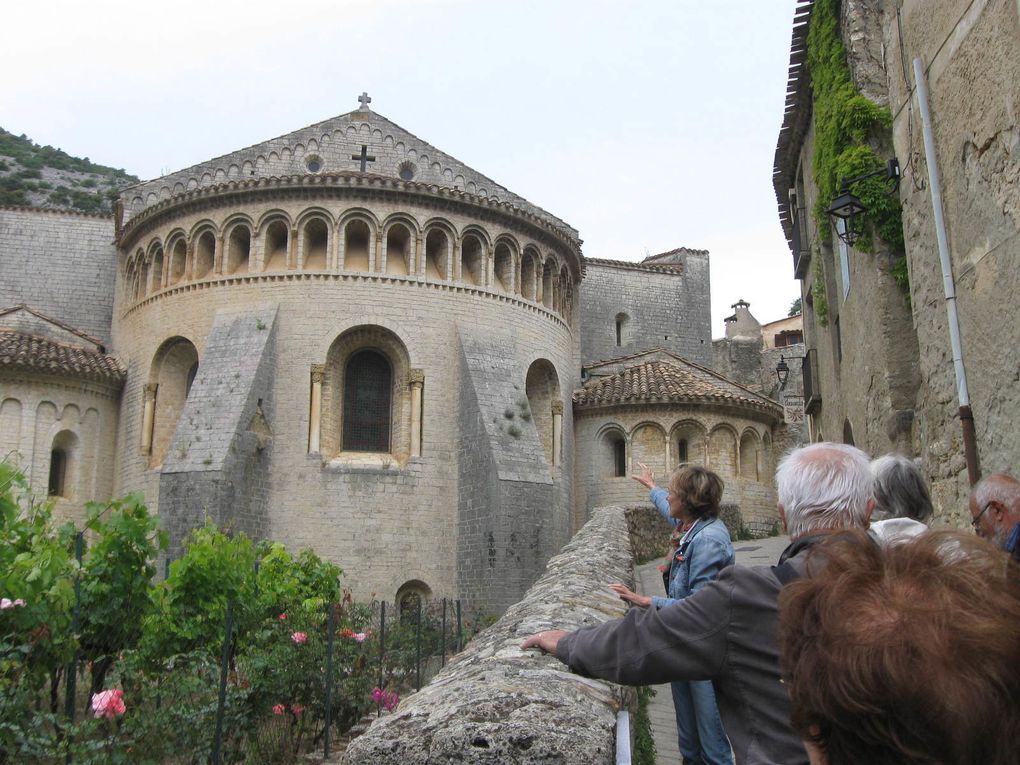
top-left (773, 0), bottom-right (1019, 524)
top-left (1, 97), bottom-right (795, 614)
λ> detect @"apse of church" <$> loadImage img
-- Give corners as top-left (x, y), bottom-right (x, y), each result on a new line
top-left (1, 95), bottom-right (791, 615)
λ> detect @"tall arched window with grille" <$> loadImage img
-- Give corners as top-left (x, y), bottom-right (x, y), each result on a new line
top-left (342, 350), bottom-right (392, 452)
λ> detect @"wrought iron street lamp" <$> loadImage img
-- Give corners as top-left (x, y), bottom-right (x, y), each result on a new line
top-left (776, 355), bottom-right (790, 387)
top-left (826, 159), bottom-right (900, 246)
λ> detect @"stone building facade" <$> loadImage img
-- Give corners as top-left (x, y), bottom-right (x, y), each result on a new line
top-left (773, 0), bottom-right (1019, 524)
top-left (2, 97), bottom-right (793, 614)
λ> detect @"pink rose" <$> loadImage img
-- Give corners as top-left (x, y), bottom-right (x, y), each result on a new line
top-left (272, 703), bottom-right (285, 715)
top-left (91, 689), bottom-right (126, 719)
top-left (291, 703), bottom-right (304, 716)
top-left (279, 613), bottom-right (287, 620)
top-left (371, 687), bottom-right (384, 704)
top-left (291, 631), bottom-right (308, 645)
top-left (384, 691), bottom-right (400, 711)
top-left (353, 632), bottom-right (368, 642)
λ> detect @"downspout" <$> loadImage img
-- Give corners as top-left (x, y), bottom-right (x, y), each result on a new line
top-left (912, 58), bottom-right (980, 485)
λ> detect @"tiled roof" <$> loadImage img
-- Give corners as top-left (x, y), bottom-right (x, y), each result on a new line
top-left (574, 359), bottom-right (782, 418)
top-left (584, 257), bottom-right (685, 274)
top-left (0, 304), bottom-right (105, 347)
top-left (0, 330), bottom-right (125, 386)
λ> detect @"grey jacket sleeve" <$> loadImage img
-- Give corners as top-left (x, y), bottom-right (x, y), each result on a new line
top-left (555, 569), bottom-right (733, 685)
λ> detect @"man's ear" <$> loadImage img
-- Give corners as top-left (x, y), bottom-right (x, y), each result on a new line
top-left (864, 497), bottom-right (876, 524)
top-left (779, 504), bottom-right (788, 532)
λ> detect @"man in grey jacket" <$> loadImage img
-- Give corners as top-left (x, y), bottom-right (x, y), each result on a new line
top-left (521, 442), bottom-right (876, 765)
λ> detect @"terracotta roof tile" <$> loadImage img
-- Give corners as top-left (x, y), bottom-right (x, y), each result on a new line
top-left (574, 359), bottom-right (782, 418)
top-left (0, 330), bottom-right (125, 386)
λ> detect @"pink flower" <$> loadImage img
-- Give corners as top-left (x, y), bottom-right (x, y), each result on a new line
top-left (371, 687), bottom-right (385, 704)
top-left (279, 613), bottom-right (287, 620)
top-left (1, 598), bottom-right (26, 609)
top-left (384, 691), bottom-right (400, 711)
top-left (91, 689), bottom-right (126, 719)
top-left (353, 632), bottom-right (368, 642)
top-left (291, 631), bottom-right (308, 645)
top-left (272, 703), bottom-right (285, 715)
top-left (291, 703), bottom-right (304, 716)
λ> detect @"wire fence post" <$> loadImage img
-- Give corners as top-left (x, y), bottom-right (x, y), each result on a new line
top-left (440, 598), bottom-right (447, 667)
top-left (415, 597), bottom-right (422, 691)
top-left (63, 531), bottom-right (84, 765)
top-left (211, 600), bottom-right (235, 765)
top-left (455, 599), bottom-right (463, 653)
top-left (377, 601), bottom-right (386, 717)
top-left (323, 604), bottom-right (335, 759)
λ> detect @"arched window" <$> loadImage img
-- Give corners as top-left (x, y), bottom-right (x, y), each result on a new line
top-left (263, 220), bottom-right (289, 271)
top-left (460, 234), bottom-right (483, 286)
top-left (425, 229), bottom-right (449, 280)
top-left (613, 437), bottom-right (627, 477)
top-left (193, 230), bottom-right (215, 279)
top-left (678, 438), bottom-right (689, 464)
top-left (396, 580), bottom-right (432, 625)
top-left (344, 220), bottom-right (372, 272)
top-left (47, 430), bottom-right (78, 498)
top-left (615, 313), bottom-right (630, 346)
top-left (302, 218), bottom-right (329, 270)
top-left (493, 242), bottom-right (514, 292)
top-left (385, 224), bottom-right (411, 276)
top-left (226, 225), bottom-right (251, 274)
top-left (342, 350), bottom-right (392, 452)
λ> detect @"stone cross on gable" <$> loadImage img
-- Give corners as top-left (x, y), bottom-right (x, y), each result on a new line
top-left (352, 145), bottom-right (376, 172)
top-left (358, 92), bottom-right (372, 109)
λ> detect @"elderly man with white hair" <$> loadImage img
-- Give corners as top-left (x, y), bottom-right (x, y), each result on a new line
top-left (522, 442), bottom-right (876, 765)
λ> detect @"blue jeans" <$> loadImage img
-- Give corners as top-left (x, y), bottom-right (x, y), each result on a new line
top-left (670, 679), bottom-right (733, 765)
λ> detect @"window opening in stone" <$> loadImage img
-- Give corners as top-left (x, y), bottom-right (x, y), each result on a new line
top-left (461, 235), bottom-right (483, 286)
top-left (342, 350), bottom-right (392, 452)
top-left (303, 218), bottom-right (329, 270)
top-left (678, 438), bottom-right (689, 464)
top-left (615, 313), bottom-right (629, 346)
top-left (613, 437), bottom-right (627, 477)
top-left (739, 432), bottom-right (759, 481)
top-left (305, 154), bottom-right (323, 173)
top-left (227, 226), bottom-right (251, 274)
top-left (425, 229), bottom-right (449, 280)
top-left (48, 449), bottom-right (67, 496)
top-left (194, 231), bottom-right (215, 279)
top-left (137, 257), bottom-right (149, 300)
top-left (385, 224), bottom-right (410, 276)
top-left (541, 261), bottom-right (554, 308)
top-left (150, 247), bottom-right (164, 291)
top-left (344, 220), bottom-right (371, 272)
top-left (264, 220), bottom-right (289, 271)
top-left (520, 249), bottom-right (537, 301)
top-left (168, 239), bottom-right (186, 286)
top-left (493, 242), bottom-right (513, 292)
top-left (398, 161), bottom-right (416, 181)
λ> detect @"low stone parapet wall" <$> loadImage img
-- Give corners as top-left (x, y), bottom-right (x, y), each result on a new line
top-left (342, 505), bottom-right (635, 764)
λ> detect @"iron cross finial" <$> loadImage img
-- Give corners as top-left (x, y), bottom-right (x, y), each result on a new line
top-left (358, 92), bottom-right (372, 109)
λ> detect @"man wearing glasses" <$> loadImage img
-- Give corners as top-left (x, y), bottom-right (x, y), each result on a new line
top-left (968, 473), bottom-right (1020, 561)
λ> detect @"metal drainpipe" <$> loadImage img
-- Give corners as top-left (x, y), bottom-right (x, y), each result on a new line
top-left (616, 710), bottom-right (632, 765)
top-left (912, 57), bottom-right (980, 485)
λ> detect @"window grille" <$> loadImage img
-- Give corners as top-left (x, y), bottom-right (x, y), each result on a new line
top-left (342, 350), bottom-right (392, 452)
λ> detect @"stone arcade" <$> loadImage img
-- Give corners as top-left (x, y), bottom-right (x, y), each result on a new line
top-left (0, 97), bottom-right (797, 615)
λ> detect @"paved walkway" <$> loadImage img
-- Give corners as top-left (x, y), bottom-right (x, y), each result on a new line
top-left (635, 534), bottom-right (790, 764)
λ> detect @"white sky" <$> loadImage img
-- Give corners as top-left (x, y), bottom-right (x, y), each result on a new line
top-left (2, 0), bottom-right (801, 336)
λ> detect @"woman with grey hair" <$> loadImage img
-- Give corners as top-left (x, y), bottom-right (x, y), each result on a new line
top-left (870, 453), bottom-right (932, 544)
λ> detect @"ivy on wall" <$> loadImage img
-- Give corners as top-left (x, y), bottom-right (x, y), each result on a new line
top-left (812, 254), bottom-right (830, 327)
top-left (807, 0), bottom-right (907, 271)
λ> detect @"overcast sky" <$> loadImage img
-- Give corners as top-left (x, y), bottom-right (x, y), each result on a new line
top-left (2, 0), bottom-right (800, 336)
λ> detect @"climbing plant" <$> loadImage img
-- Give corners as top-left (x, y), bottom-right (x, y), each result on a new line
top-left (807, 0), bottom-right (907, 274)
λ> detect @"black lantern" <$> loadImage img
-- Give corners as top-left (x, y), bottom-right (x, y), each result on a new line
top-left (826, 159), bottom-right (900, 247)
top-left (776, 355), bottom-right (790, 387)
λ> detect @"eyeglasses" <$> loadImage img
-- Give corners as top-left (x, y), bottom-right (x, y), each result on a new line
top-left (971, 503), bottom-right (991, 530)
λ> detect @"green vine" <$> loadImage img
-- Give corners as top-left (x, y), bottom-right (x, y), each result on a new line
top-left (807, 0), bottom-right (905, 261)
top-left (812, 255), bottom-right (829, 327)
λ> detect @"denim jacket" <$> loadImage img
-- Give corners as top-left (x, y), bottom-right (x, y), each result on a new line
top-left (648, 487), bottom-right (735, 609)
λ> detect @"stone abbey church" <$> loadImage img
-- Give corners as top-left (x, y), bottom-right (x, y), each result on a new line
top-left (0, 97), bottom-right (795, 614)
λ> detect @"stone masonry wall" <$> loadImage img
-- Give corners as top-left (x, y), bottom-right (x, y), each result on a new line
top-left (157, 304), bottom-right (278, 555)
top-left (342, 505), bottom-right (635, 764)
top-left (883, 0), bottom-right (1020, 524)
top-left (457, 327), bottom-right (562, 616)
top-left (0, 208), bottom-right (117, 343)
top-left (580, 257), bottom-right (712, 367)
